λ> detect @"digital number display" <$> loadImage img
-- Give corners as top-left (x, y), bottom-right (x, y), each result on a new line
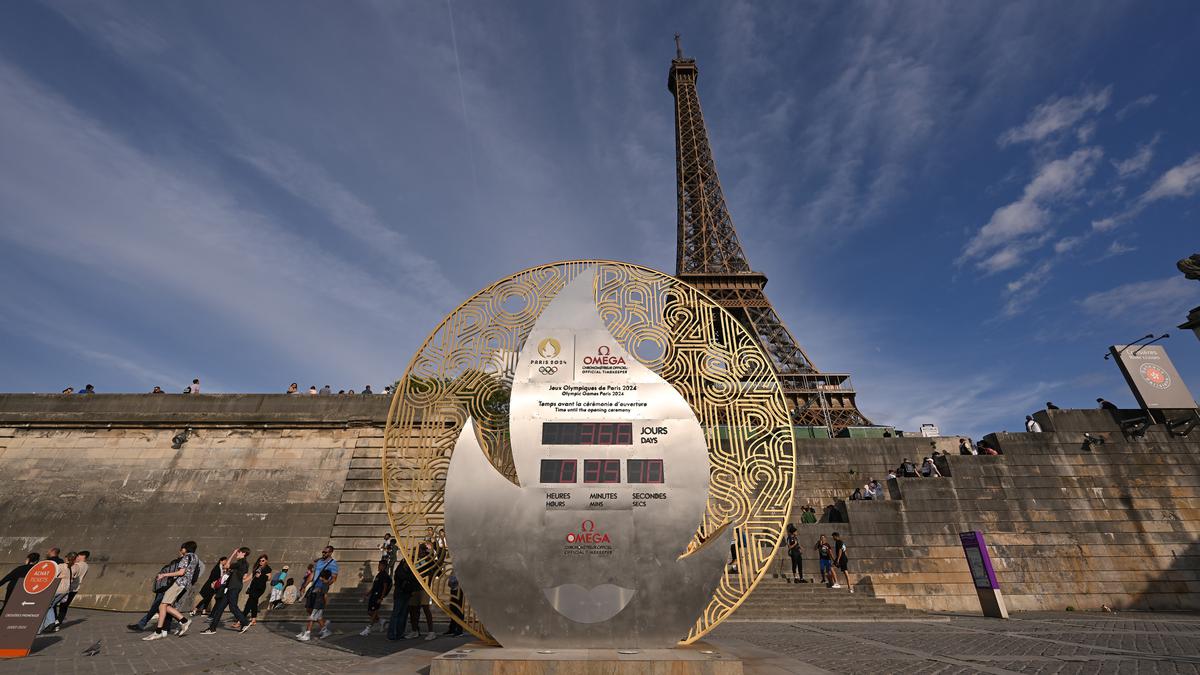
top-left (539, 459), bottom-right (577, 483)
top-left (542, 422), bottom-right (633, 445)
top-left (626, 459), bottom-right (664, 483)
top-left (583, 459), bottom-right (621, 483)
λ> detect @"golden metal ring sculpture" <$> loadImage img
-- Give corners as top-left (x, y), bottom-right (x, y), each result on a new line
top-left (382, 260), bottom-right (795, 644)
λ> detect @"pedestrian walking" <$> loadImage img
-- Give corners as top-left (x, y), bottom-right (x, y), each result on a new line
top-left (360, 560), bottom-right (392, 636)
top-left (129, 550), bottom-right (180, 633)
top-left (1, 552), bottom-right (40, 610)
top-left (201, 547), bottom-right (252, 634)
top-left (242, 554), bottom-right (272, 626)
top-left (296, 568), bottom-right (333, 641)
top-left (192, 556), bottom-right (226, 616)
top-left (142, 542), bottom-right (200, 640)
top-left (832, 532), bottom-right (853, 592)
top-left (39, 552), bottom-right (72, 633)
top-left (55, 550), bottom-right (90, 626)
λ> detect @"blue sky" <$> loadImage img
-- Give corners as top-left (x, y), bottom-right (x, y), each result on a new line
top-left (1, 1), bottom-right (1198, 438)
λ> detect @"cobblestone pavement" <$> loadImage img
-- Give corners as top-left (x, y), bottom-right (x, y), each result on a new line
top-left (711, 613), bottom-right (1200, 674)
top-left (3, 610), bottom-right (1199, 674)
top-left (0, 610), bottom-right (472, 674)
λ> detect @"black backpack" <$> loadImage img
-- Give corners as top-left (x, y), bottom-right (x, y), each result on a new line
top-left (153, 557), bottom-right (181, 593)
top-left (190, 558), bottom-right (206, 587)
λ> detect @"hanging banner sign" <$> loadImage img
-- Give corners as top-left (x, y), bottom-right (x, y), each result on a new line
top-left (0, 560), bottom-right (58, 658)
top-left (1110, 344), bottom-right (1197, 410)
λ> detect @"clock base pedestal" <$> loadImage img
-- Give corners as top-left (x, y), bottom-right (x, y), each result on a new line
top-left (430, 642), bottom-right (743, 675)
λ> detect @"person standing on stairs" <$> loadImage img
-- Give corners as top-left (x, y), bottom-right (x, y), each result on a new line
top-left (816, 535), bottom-right (833, 586)
top-left (786, 524), bottom-right (805, 583)
top-left (832, 532), bottom-right (853, 593)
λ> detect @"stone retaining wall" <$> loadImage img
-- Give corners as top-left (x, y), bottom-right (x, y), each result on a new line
top-left (2, 395), bottom-right (1197, 615)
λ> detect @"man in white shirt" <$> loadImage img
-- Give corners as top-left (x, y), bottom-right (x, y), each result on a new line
top-left (1025, 415), bottom-right (1042, 433)
top-left (40, 556), bottom-right (72, 633)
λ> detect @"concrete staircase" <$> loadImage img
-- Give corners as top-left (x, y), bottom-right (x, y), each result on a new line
top-left (730, 577), bottom-right (925, 620)
top-left (771, 410), bottom-right (1200, 614)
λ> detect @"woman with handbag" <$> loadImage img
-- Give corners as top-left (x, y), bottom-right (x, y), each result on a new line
top-left (192, 556), bottom-right (227, 616)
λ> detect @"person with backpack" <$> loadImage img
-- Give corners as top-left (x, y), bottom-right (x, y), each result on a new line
top-left (201, 547), bottom-right (252, 634)
top-left (142, 541), bottom-right (200, 640)
top-left (297, 546), bottom-right (339, 637)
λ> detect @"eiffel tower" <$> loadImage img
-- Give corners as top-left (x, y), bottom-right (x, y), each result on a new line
top-left (668, 36), bottom-right (871, 435)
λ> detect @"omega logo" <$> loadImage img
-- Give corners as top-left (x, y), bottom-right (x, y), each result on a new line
top-left (565, 519), bottom-right (610, 544)
top-left (584, 345), bottom-right (626, 366)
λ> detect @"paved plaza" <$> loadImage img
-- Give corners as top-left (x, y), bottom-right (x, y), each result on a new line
top-left (3, 610), bottom-right (1199, 674)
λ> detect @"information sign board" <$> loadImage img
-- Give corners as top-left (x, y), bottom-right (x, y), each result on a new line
top-left (0, 560), bottom-right (58, 659)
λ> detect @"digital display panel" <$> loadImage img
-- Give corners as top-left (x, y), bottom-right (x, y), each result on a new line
top-left (542, 422), bottom-right (633, 445)
top-left (539, 459), bottom-right (577, 483)
top-left (626, 459), bottom-right (664, 483)
top-left (583, 459), bottom-right (621, 483)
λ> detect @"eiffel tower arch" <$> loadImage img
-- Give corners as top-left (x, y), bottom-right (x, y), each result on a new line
top-left (668, 37), bottom-right (872, 436)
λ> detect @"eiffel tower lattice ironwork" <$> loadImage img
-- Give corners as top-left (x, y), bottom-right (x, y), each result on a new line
top-left (668, 37), bottom-right (871, 434)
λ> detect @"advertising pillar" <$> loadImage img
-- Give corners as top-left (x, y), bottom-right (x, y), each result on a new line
top-left (959, 531), bottom-right (1008, 619)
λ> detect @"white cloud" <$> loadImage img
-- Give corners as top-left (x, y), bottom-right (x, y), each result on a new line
top-left (1080, 276), bottom-right (1200, 327)
top-left (963, 147), bottom-right (1103, 266)
top-left (1111, 134), bottom-right (1160, 177)
top-left (0, 59), bottom-right (439, 383)
top-left (1054, 236), bottom-right (1084, 254)
top-left (1001, 260), bottom-right (1053, 317)
top-left (998, 86), bottom-right (1111, 146)
top-left (1115, 94), bottom-right (1157, 120)
top-left (1143, 153), bottom-right (1200, 202)
top-left (1089, 152), bottom-right (1200, 232)
top-left (234, 139), bottom-right (462, 308)
top-left (1104, 240), bottom-right (1137, 257)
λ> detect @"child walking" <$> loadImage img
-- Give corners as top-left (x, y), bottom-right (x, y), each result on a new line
top-left (360, 560), bottom-right (392, 636)
top-left (296, 569), bottom-right (332, 641)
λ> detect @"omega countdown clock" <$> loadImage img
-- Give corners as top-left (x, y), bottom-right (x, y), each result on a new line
top-left (382, 261), bottom-right (795, 647)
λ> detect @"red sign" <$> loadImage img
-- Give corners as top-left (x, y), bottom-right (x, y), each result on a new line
top-left (0, 561), bottom-right (59, 659)
top-left (22, 561), bottom-right (56, 595)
